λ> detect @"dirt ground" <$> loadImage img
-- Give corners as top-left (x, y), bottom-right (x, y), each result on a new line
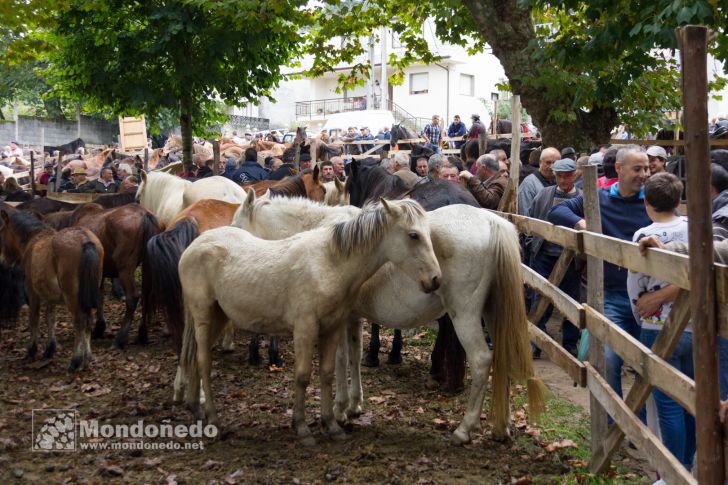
top-left (0, 300), bottom-right (650, 484)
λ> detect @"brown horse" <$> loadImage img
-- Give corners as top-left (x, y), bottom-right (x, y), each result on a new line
top-left (45, 203), bottom-right (162, 348)
top-left (245, 167), bottom-right (326, 200)
top-left (0, 210), bottom-right (104, 371)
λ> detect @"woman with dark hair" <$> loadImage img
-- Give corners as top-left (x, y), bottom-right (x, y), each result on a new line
top-left (598, 147), bottom-right (619, 188)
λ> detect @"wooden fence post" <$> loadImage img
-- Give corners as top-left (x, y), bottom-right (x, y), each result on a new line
top-left (29, 151), bottom-right (36, 197)
top-left (508, 95), bottom-right (521, 214)
top-left (54, 151), bottom-right (63, 192)
top-left (212, 140), bottom-right (220, 176)
top-left (143, 147), bottom-right (149, 172)
top-left (582, 163), bottom-right (608, 458)
top-left (678, 25), bottom-right (724, 484)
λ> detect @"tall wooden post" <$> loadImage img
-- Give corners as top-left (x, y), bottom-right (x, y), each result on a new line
top-left (54, 151), bottom-right (63, 192)
top-left (29, 151), bottom-right (36, 197)
top-left (477, 130), bottom-right (486, 157)
top-left (583, 163), bottom-right (607, 456)
top-left (212, 140), bottom-right (220, 176)
top-left (509, 95), bottom-right (521, 213)
top-left (678, 25), bottom-right (723, 484)
top-left (143, 148), bottom-right (149, 172)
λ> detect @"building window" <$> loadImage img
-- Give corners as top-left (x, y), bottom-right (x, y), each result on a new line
top-left (410, 72), bottom-right (429, 95)
top-left (460, 74), bottom-right (474, 96)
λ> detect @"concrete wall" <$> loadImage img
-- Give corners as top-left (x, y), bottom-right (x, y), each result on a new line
top-left (0, 115), bottom-right (119, 148)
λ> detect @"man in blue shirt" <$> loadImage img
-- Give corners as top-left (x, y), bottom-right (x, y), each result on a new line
top-left (357, 127), bottom-right (375, 153)
top-left (548, 145), bottom-right (651, 400)
top-left (447, 115), bottom-right (467, 148)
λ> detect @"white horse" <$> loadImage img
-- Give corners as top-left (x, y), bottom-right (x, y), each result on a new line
top-left (323, 178), bottom-right (348, 206)
top-left (174, 198), bottom-right (441, 446)
top-left (233, 193), bottom-right (545, 443)
top-left (136, 170), bottom-right (246, 225)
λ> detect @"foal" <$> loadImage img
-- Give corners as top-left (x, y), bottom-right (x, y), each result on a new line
top-left (0, 210), bottom-right (103, 371)
top-left (175, 199), bottom-right (441, 445)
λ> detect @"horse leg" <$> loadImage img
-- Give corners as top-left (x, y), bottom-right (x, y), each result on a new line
top-left (442, 315), bottom-right (466, 394)
top-left (387, 329), bottom-right (403, 365)
top-left (346, 318), bottom-right (364, 419)
top-left (362, 321), bottom-right (380, 367)
top-left (292, 327), bottom-right (316, 446)
top-left (26, 295), bottom-right (41, 360)
top-left (220, 323), bottom-right (235, 352)
top-left (196, 313), bottom-right (227, 427)
top-left (43, 304), bottom-right (57, 359)
top-left (248, 334), bottom-right (262, 366)
top-left (92, 279), bottom-right (106, 339)
top-left (319, 327), bottom-right (347, 441)
top-left (69, 306), bottom-right (90, 372)
top-left (334, 325), bottom-right (351, 424)
top-left (113, 269), bottom-right (139, 349)
top-left (449, 311), bottom-right (492, 444)
top-left (427, 318), bottom-right (447, 388)
top-left (268, 336), bottom-right (282, 367)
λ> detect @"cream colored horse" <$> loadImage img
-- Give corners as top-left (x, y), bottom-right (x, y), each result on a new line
top-left (233, 193), bottom-right (545, 444)
top-left (136, 170), bottom-right (246, 225)
top-left (175, 198), bottom-right (441, 446)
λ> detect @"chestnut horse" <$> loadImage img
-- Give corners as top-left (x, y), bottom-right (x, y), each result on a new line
top-left (0, 210), bottom-right (104, 371)
top-left (245, 166), bottom-right (326, 201)
top-left (44, 203), bottom-right (162, 348)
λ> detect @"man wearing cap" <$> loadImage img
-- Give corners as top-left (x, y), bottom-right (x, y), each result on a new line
top-left (527, 158), bottom-right (583, 357)
top-left (68, 167), bottom-right (95, 193)
top-left (518, 147), bottom-right (559, 215)
top-left (358, 127), bottom-right (374, 153)
top-left (646, 145), bottom-right (668, 176)
top-left (459, 154), bottom-right (507, 209)
top-left (561, 147), bottom-right (577, 161)
top-left (549, 145), bottom-right (651, 400)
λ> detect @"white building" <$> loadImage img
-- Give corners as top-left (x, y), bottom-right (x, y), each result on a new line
top-left (257, 28), bottom-right (507, 133)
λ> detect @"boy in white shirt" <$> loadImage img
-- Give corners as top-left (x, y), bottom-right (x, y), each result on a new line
top-left (627, 172), bottom-right (693, 468)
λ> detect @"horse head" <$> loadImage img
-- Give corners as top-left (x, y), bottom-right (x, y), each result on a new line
top-left (302, 165), bottom-right (326, 202)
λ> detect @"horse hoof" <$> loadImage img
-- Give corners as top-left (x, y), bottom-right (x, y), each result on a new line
top-left (299, 435), bottom-right (316, 447)
top-left (386, 354), bottom-right (402, 365)
top-left (26, 344), bottom-right (38, 360)
top-left (270, 358), bottom-right (284, 368)
top-left (68, 356), bottom-right (84, 372)
top-left (112, 336), bottom-right (128, 350)
top-left (492, 427), bottom-right (512, 443)
top-left (328, 430), bottom-right (349, 442)
top-left (43, 342), bottom-right (56, 359)
top-left (248, 355), bottom-right (262, 366)
top-left (92, 323), bottom-right (106, 340)
top-left (452, 428), bottom-right (470, 445)
top-left (362, 355), bottom-right (379, 367)
top-left (345, 406), bottom-right (362, 420)
top-left (137, 331), bottom-right (149, 345)
top-left (424, 376), bottom-right (440, 390)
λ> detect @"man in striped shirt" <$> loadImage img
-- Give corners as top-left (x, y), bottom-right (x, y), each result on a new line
top-left (422, 115), bottom-right (442, 154)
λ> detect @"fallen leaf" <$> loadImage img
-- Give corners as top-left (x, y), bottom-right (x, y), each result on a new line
top-left (143, 457), bottom-right (162, 468)
top-left (98, 465), bottom-right (124, 477)
top-left (368, 396), bottom-right (387, 404)
top-left (543, 438), bottom-right (577, 453)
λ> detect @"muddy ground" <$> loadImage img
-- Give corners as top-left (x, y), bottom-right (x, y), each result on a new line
top-left (0, 300), bottom-right (650, 484)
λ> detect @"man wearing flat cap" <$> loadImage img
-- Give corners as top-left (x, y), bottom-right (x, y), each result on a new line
top-left (561, 147), bottom-right (577, 161)
top-left (68, 167), bottom-right (96, 193)
top-left (527, 158), bottom-right (582, 357)
top-left (646, 145), bottom-right (667, 176)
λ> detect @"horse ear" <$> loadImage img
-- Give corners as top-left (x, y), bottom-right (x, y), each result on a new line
top-left (379, 198), bottom-right (398, 218)
top-left (245, 186), bottom-right (256, 206)
top-left (313, 163), bottom-right (320, 183)
top-left (334, 176), bottom-right (344, 193)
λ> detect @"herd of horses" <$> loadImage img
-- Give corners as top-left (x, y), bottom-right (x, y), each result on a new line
top-left (0, 127), bottom-right (545, 446)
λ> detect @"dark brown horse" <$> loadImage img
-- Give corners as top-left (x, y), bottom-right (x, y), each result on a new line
top-left (44, 203), bottom-right (162, 348)
top-left (0, 210), bottom-right (104, 371)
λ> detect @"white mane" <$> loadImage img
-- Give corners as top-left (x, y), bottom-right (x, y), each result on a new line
top-left (138, 171), bottom-right (191, 225)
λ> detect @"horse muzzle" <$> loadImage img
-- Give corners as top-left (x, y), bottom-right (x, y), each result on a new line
top-left (422, 275), bottom-right (440, 294)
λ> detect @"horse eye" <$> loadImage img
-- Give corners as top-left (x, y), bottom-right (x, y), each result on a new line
top-left (409, 232), bottom-right (419, 240)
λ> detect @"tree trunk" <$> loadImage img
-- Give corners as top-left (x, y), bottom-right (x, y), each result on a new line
top-left (461, 0), bottom-right (617, 150)
top-left (43, 97), bottom-right (66, 120)
top-left (0, 108), bottom-right (4, 120)
top-left (180, 91), bottom-right (193, 170)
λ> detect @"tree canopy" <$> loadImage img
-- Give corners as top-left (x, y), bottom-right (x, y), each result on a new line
top-left (304, 0), bottom-right (728, 148)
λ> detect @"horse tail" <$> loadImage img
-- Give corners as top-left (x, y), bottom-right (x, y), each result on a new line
top-left (77, 241), bottom-right (102, 314)
top-left (145, 218), bottom-right (199, 353)
top-left (139, 211), bottom-right (162, 328)
top-left (485, 219), bottom-right (546, 432)
top-left (0, 262), bottom-right (26, 327)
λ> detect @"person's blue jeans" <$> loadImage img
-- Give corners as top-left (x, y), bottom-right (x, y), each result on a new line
top-left (427, 143), bottom-right (441, 154)
top-left (603, 288), bottom-right (646, 423)
top-left (640, 328), bottom-right (695, 468)
top-left (604, 288), bottom-right (642, 397)
top-left (719, 336), bottom-right (728, 400)
top-left (529, 251), bottom-right (581, 351)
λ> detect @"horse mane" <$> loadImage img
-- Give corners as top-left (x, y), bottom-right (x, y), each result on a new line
top-left (9, 210), bottom-right (50, 245)
top-left (268, 169), bottom-right (312, 197)
top-left (348, 164), bottom-right (409, 206)
top-left (95, 189), bottom-right (137, 208)
top-left (331, 199), bottom-right (424, 257)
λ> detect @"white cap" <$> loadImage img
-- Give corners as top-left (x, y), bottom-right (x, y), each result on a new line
top-left (646, 145), bottom-right (667, 159)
